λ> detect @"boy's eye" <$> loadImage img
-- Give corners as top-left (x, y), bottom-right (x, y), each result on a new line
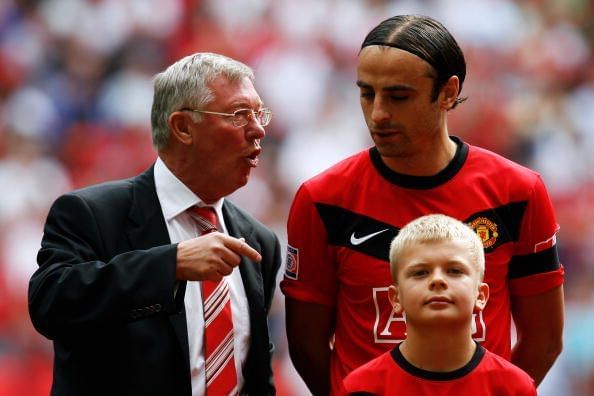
top-left (360, 92), bottom-right (374, 99)
top-left (412, 270), bottom-right (428, 277)
top-left (391, 96), bottom-right (408, 101)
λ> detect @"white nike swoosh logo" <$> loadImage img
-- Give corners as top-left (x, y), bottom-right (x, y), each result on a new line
top-left (350, 229), bottom-right (389, 246)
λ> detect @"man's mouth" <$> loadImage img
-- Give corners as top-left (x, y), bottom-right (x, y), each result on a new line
top-left (372, 129), bottom-right (400, 135)
top-left (246, 148), bottom-right (261, 167)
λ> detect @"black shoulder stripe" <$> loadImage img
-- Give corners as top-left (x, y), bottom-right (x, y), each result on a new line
top-left (508, 245), bottom-right (561, 279)
top-left (315, 203), bottom-right (398, 262)
top-left (314, 200), bottom-right (530, 260)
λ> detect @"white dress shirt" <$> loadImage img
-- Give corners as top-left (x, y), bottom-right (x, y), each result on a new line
top-left (154, 157), bottom-right (250, 396)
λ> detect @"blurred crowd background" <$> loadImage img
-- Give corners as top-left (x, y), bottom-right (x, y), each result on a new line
top-left (1, 0), bottom-right (593, 394)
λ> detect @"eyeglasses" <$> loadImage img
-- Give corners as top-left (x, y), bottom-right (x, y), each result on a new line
top-left (183, 107), bottom-right (272, 127)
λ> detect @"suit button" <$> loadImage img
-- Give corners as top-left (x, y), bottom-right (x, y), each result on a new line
top-left (154, 304), bottom-right (162, 312)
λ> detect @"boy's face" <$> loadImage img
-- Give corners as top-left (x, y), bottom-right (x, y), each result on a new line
top-left (388, 239), bottom-right (489, 329)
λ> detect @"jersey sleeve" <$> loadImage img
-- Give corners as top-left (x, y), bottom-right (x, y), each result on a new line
top-left (509, 175), bottom-right (564, 296)
top-left (280, 183), bottom-right (338, 306)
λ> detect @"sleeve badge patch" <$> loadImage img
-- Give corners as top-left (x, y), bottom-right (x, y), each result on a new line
top-left (285, 244), bottom-right (299, 280)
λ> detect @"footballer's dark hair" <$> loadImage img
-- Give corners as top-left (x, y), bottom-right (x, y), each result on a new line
top-left (361, 15), bottom-right (467, 108)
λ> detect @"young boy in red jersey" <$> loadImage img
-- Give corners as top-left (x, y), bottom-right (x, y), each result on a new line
top-left (343, 214), bottom-right (536, 395)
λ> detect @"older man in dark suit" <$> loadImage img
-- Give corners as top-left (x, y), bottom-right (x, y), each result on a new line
top-left (29, 52), bottom-right (281, 396)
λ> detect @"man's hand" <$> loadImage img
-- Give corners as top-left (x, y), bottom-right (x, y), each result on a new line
top-left (175, 233), bottom-right (261, 281)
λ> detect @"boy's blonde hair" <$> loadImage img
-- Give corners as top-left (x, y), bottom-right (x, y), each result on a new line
top-left (389, 214), bottom-right (485, 282)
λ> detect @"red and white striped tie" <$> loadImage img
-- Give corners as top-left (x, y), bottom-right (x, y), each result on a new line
top-left (188, 206), bottom-right (238, 396)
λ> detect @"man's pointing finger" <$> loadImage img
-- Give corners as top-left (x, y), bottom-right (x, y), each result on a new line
top-left (226, 237), bottom-right (262, 263)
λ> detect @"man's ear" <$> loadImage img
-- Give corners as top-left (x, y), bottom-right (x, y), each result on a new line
top-left (168, 111), bottom-right (194, 145)
top-left (388, 284), bottom-right (403, 315)
top-left (474, 282), bottom-right (490, 313)
top-left (440, 75), bottom-right (460, 111)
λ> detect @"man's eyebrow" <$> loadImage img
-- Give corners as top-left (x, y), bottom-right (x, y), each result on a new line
top-left (383, 85), bottom-right (415, 92)
top-left (228, 100), bottom-right (264, 109)
top-left (356, 81), bottom-right (415, 92)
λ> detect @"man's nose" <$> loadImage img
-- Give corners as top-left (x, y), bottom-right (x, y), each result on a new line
top-left (371, 98), bottom-right (390, 124)
top-left (245, 118), bottom-right (266, 140)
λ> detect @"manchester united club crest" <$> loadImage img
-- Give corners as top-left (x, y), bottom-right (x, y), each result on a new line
top-left (469, 217), bottom-right (499, 248)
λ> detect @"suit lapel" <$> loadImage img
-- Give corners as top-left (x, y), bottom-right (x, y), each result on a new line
top-left (127, 166), bottom-right (190, 371)
top-left (223, 201), bottom-right (270, 391)
top-left (222, 202), bottom-right (265, 310)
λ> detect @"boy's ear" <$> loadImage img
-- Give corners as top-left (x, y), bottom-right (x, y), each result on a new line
top-left (474, 282), bottom-right (490, 313)
top-left (388, 284), bottom-right (403, 315)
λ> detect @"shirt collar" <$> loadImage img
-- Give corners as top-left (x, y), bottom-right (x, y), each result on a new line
top-left (154, 157), bottom-right (224, 221)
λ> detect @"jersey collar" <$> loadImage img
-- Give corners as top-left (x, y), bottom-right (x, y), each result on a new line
top-left (390, 341), bottom-right (485, 381)
top-left (369, 136), bottom-right (468, 189)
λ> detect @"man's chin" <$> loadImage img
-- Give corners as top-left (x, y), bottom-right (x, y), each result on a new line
top-left (375, 144), bottom-right (408, 160)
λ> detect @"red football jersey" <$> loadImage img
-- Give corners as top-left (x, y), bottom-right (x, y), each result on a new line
top-left (343, 343), bottom-right (537, 395)
top-left (281, 137), bottom-right (563, 394)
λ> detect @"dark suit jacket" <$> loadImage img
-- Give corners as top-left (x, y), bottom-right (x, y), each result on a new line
top-left (28, 166), bottom-right (281, 396)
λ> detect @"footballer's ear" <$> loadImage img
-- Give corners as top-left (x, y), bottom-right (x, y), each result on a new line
top-left (440, 75), bottom-right (460, 111)
top-left (474, 282), bottom-right (490, 313)
top-left (388, 284), bottom-right (403, 315)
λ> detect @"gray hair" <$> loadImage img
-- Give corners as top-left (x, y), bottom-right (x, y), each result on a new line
top-left (150, 52), bottom-right (255, 150)
top-left (389, 214), bottom-right (485, 282)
